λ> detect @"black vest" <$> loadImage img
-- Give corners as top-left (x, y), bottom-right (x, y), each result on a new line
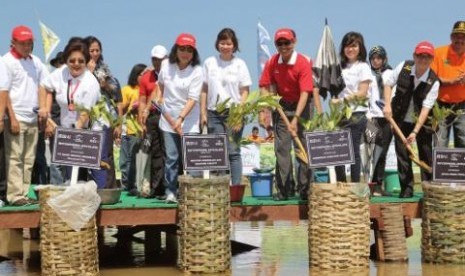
top-left (391, 60), bottom-right (438, 124)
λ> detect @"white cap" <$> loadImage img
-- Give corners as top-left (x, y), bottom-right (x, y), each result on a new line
top-left (151, 45), bottom-right (167, 59)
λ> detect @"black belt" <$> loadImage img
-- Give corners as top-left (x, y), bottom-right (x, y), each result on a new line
top-left (438, 100), bottom-right (465, 110)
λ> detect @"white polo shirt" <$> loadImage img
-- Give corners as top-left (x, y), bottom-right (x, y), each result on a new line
top-left (158, 60), bottom-right (203, 134)
top-left (384, 61), bottom-right (439, 123)
top-left (3, 51), bottom-right (49, 123)
top-left (339, 61), bottom-right (372, 112)
top-left (203, 55), bottom-right (252, 110)
top-left (0, 57), bottom-right (10, 91)
top-left (41, 66), bottom-right (101, 128)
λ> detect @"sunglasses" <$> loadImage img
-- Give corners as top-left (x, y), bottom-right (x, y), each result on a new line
top-left (275, 40), bottom-right (292, 47)
top-left (178, 46), bottom-right (194, 53)
top-left (68, 58), bottom-right (85, 64)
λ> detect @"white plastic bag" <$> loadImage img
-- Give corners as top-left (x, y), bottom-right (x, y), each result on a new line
top-left (47, 180), bottom-right (101, 231)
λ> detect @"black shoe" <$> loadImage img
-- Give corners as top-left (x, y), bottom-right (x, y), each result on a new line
top-left (273, 193), bottom-right (288, 201)
top-left (11, 198), bottom-right (32, 206)
top-left (127, 189), bottom-right (139, 197)
top-left (399, 189), bottom-right (413, 198)
top-left (27, 198), bottom-right (38, 204)
top-left (155, 195), bottom-right (167, 200)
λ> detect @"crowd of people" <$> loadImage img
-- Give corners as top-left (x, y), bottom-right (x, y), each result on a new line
top-left (0, 20), bottom-right (464, 206)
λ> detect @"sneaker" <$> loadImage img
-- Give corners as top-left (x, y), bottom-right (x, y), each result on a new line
top-left (11, 198), bottom-right (32, 206)
top-left (166, 193), bottom-right (178, 203)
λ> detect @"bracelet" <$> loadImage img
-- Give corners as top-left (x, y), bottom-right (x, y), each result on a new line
top-left (178, 115), bottom-right (185, 121)
top-left (294, 115), bottom-right (300, 120)
top-left (412, 130), bottom-right (418, 135)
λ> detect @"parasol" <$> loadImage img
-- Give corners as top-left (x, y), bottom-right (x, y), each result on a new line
top-left (312, 19), bottom-right (345, 99)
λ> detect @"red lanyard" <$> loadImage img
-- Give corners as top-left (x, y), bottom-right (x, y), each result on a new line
top-left (67, 79), bottom-right (81, 111)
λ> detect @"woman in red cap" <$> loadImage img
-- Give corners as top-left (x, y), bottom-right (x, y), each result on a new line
top-left (150, 33), bottom-right (202, 203)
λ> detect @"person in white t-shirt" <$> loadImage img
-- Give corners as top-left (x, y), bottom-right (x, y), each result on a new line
top-left (200, 28), bottom-right (252, 185)
top-left (150, 33), bottom-right (203, 203)
top-left (42, 41), bottom-right (101, 185)
top-left (332, 31), bottom-right (371, 183)
top-left (3, 25), bottom-right (49, 206)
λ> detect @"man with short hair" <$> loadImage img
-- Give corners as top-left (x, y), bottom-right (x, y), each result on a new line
top-left (137, 45), bottom-right (168, 198)
top-left (3, 25), bottom-right (49, 206)
top-left (431, 20), bottom-right (465, 148)
top-left (383, 41), bottom-right (439, 198)
top-left (259, 28), bottom-right (313, 201)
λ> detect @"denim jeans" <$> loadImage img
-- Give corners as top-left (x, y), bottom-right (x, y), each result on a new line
top-left (89, 126), bottom-right (116, 189)
top-left (207, 110), bottom-right (243, 185)
top-left (162, 131), bottom-right (183, 195)
top-left (437, 111), bottom-right (465, 148)
top-left (119, 134), bottom-right (140, 190)
top-left (335, 112), bottom-right (367, 183)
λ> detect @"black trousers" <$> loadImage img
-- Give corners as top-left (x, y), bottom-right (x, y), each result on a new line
top-left (394, 121), bottom-right (432, 192)
top-left (272, 99), bottom-right (313, 198)
top-left (146, 112), bottom-right (165, 196)
top-left (0, 132), bottom-right (6, 201)
top-left (370, 117), bottom-right (393, 185)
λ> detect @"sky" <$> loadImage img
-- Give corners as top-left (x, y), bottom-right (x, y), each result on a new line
top-left (0, 0), bottom-right (463, 90)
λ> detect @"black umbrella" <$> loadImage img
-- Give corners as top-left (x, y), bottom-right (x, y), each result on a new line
top-left (312, 19), bottom-right (345, 99)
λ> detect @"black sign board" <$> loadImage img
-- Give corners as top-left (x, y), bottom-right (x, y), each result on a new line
top-left (52, 127), bottom-right (103, 169)
top-left (305, 129), bottom-right (355, 168)
top-left (182, 134), bottom-right (229, 171)
top-left (433, 148), bottom-right (465, 183)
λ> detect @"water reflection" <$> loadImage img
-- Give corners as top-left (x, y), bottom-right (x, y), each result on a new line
top-left (1, 219), bottom-right (464, 275)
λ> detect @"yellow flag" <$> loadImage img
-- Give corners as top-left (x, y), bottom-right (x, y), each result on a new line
top-left (38, 20), bottom-right (60, 62)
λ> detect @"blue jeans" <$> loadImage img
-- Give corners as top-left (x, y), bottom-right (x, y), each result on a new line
top-left (207, 110), bottom-right (243, 185)
top-left (89, 126), bottom-right (116, 189)
top-left (162, 131), bottom-right (183, 195)
top-left (437, 108), bottom-right (465, 148)
top-left (119, 135), bottom-right (140, 190)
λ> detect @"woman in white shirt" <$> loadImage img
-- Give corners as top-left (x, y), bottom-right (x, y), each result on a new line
top-left (200, 28), bottom-right (252, 185)
top-left (42, 41), bottom-right (101, 184)
top-left (154, 33), bottom-right (203, 202)
top-left (332, 32), bottom-right (371, 183)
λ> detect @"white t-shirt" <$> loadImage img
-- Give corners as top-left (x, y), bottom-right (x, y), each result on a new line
top-left (41, 67), bottom-right (101, 128)
top-left (367, 68), bottom-right (392, 118)
top-left (339, 61), bottom-right (372, 112)
top-left (384, 61), bottom-right (439, 123)
top-left (0, 57), bottom-right (10, 91)
top-left (3, 52), bottom-right (49, 123)
top-left (158, 61), bottom-right (203, 133)
top-left (203, 55), bottom-right (252, 110)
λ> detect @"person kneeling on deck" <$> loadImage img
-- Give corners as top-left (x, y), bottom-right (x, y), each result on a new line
top-left (383, 41), bottom-right (439, 198)
top-left (259, 28), bottom-right (313, 201)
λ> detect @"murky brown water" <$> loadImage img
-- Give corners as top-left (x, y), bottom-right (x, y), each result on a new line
top-left (1, 219), bottom-right (465, 275)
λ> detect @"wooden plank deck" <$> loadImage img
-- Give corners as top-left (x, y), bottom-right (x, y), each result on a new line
top-left (0, 198), bottom-right (422, 229)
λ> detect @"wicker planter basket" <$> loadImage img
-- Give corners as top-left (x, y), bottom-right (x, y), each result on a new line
top-left (39, 187), bottom-right (99, 275)
top-left (422, 182), bottom-right (465, 263)
top-left (178, 175), bottom-right (231, 273)
top-left (308, 183), bottom-right (370, 271)
top-left (380, 204), bottom-right (408, 261)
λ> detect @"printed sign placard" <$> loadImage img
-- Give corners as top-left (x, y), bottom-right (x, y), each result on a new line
top-left (52, 127), bottom-right (103, 169)
top-left (182, 134), bottom-right (229, 171)
top-left (305, 129), bottom-right (355, 168)
top-left (433, 148), bottom-right (465, 183)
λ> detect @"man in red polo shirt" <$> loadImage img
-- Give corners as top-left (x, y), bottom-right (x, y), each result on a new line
top-left (259, 28), bottom-right (313, 201)
top-left (137, 44), bottom-right (167, 198)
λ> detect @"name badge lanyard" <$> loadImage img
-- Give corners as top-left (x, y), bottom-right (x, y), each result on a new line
top-left (67, 79), bottom-right (81, 111)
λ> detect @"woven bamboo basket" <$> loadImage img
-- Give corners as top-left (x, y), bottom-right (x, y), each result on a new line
top-left (178, 175), bottom-right (231, 274)
top-left (39, 187), bottom-right (99, 276)
top-left (380, 204), bottom-right (408, 261)
top-left (422, 182), bottom-right (465, 264)
top-left (308, 182), bottom-right (370, 271)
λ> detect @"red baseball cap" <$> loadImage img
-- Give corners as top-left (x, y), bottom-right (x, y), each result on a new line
top-left (175, 33), bottom-right (196, 49)
top-left (12, 25), bottom-right (34, 41)
top-left (414, 41), bottom-right (434, 56)
top-left (274, 28), bottom-right (295, 42)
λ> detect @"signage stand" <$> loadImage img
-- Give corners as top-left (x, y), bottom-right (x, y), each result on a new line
top-left (70, 166), bottom-right (79, 186)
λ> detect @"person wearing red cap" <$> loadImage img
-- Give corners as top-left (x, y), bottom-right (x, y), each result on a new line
top-left (383, 41), bottom-right (439, 198)
top-left (3, 25), bottom-right (49, 206)
top-left (259, 27), bottom-right (313, 201)
top-left (149, 33), bottom-right (202, 203)
top-left (431, 20), bottom-right (465, 149)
